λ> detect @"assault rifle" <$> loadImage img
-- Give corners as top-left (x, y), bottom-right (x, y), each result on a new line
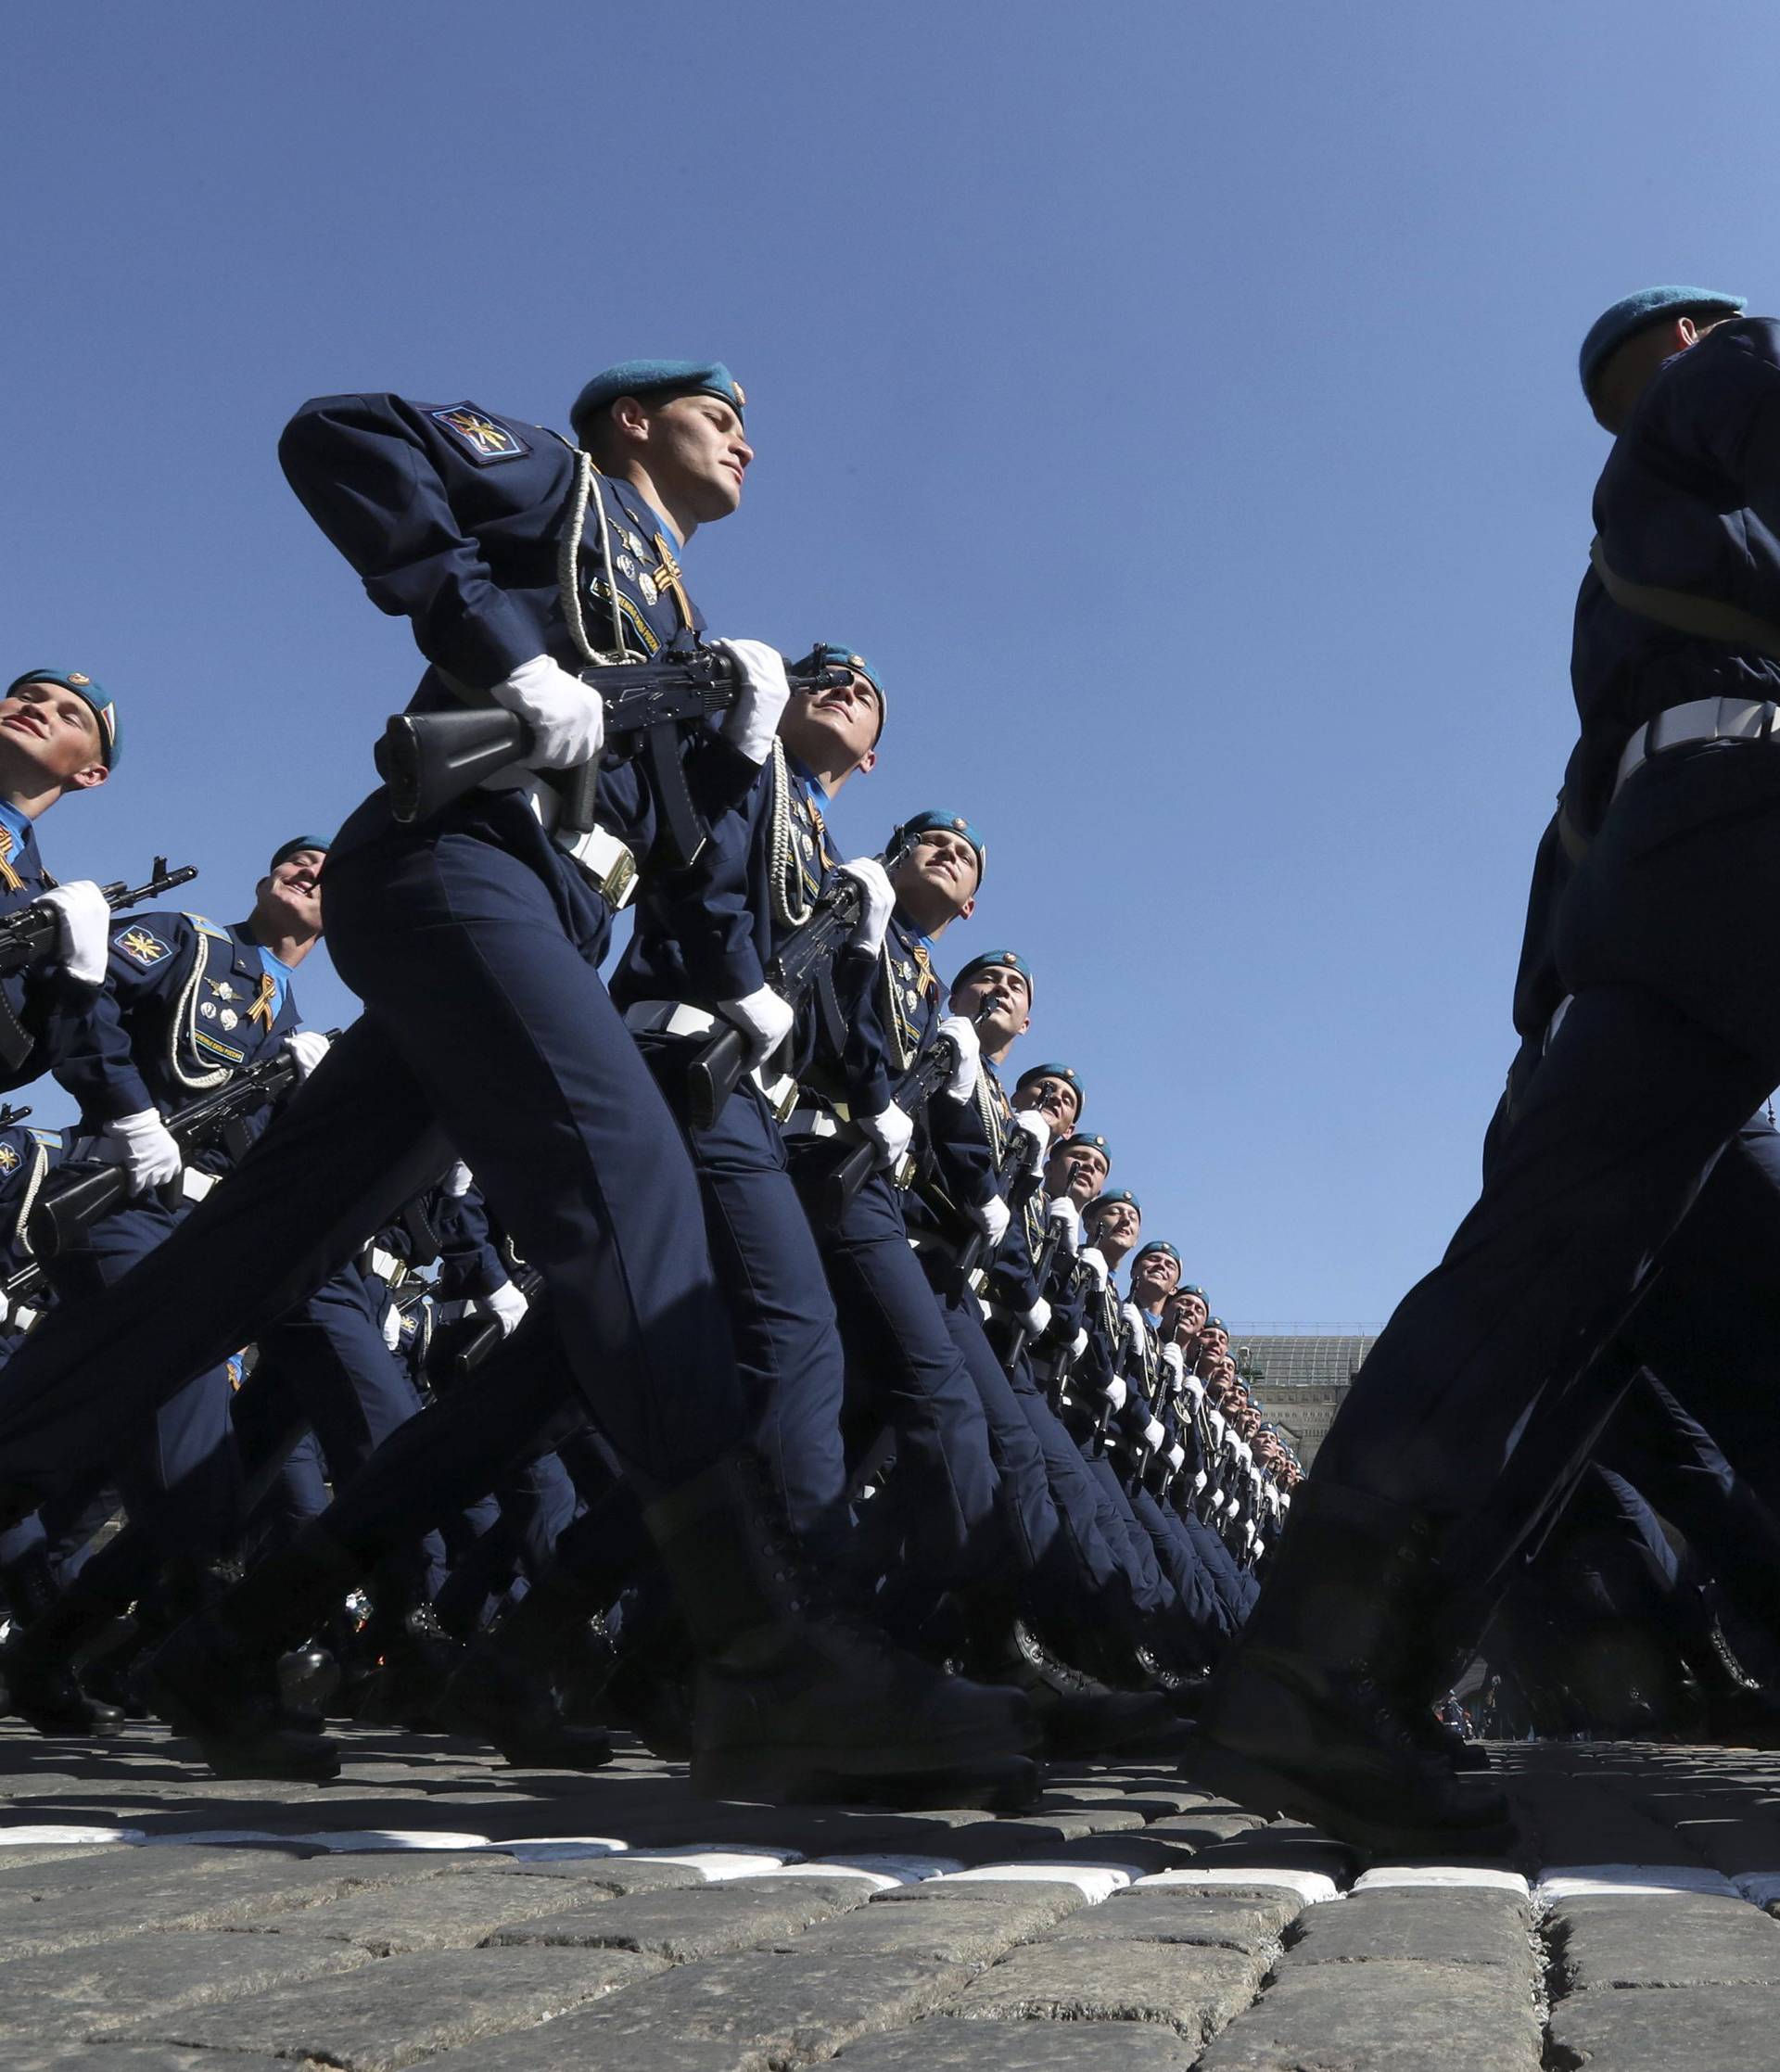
top-left (375, 652), bottom-right (849, 871)
top-left (684, 832), bottom-right (916, 1133)
top-left (0, 858), bottom-right (199, 1075)
top-left (29, 1030), bottom-right (340, 1256)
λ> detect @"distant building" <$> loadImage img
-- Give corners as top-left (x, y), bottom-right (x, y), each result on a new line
top-left (1228, 1325), bottom-right (1380, 1467)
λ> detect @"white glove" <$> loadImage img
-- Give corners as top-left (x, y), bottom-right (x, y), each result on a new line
top-left (1162, 1342), bottom-right (1185, 1379)
top-left (1144, 1417), bottom-right (1167, 1451)
top-left (1184, 1372), bottom-right (1206, 1403)
top-left (718, 984), bottom-right (795, 1071)
top-left (1069, 1328), bottom-right (1090, 1363)
top-left (1011, 1108), bottom-right (1050, 1175)
top-left (1122, 1301), bottom-right (1148, 1342)
top-left (858, 1100), bottom-right (914, 1171)
top-left (1194, 1469), bottom-right (1209, 1494)
top-left (1020, 1294), bottom-right (1052, 1340)
top-left (1077, 1243), bottom-right (1108, 1289)
top-left (380, 1303), bottom-right (404, 1352)
top-left (967, 1193), bottom-right (1010, 1247)
top-left (36, 882), bottom-right (109, 987)
top-left (95, 1108), bottom-right (182, 1196)
top-left (1103, 1374), bottom-right (1128, 1411)
top-left (935, 1014), bottom-right (981, 1104)
top-left (836, 857), bottom-right (894, 957)
top-left (282, 1028), bottom-right (332, 1082)
top-left (1168, 1443), bottom-right (1187, 1472)
top-left (442, 1160), bottom-right (474, 1198)
top-left (712, 639), bottom-right (792, 766)
top-left (1208, 1407), bottom-right (1227, 1443)
top-left (481, 1278), bottom-right (530, 1339)
top-left (1048, 1196), bottom-right (1082, 1253)
top-left (491, 654), bottom-right (605, 770)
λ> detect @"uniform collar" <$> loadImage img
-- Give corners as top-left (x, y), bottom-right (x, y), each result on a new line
top-left (0, 800), bottom-right (34, 860)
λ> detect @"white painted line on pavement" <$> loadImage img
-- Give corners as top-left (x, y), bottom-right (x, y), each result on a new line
top-left (620, 1848), bottom-right (803, 1880)
top-left (1134, 1866), bottom-right (1342, 1903)
top-left (933, 1862), bottom-right (1135, 1901)
top-left (285, 1829), bottom-right (498, 1852)
top-left (808, 1853), bottom-right (967, 1885)
top-left (1536, 1863), bottom-right (1738, 1900)
top-left (483, 1838), bottom-right (632, 1862)
top-left (0, 1824), bottom-right (145, 1847)
top-left (1354, 1866), bottom-right (1530, 1896)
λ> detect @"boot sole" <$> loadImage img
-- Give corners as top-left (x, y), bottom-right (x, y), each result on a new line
top-left (145, 1672), bottom-right (342, 1784)
top-left (1180, 1734), bottom-right (1517, 1860)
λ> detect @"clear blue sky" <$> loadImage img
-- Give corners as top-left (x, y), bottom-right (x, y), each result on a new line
top-left (6, 2), bottom-right (1771, 1320)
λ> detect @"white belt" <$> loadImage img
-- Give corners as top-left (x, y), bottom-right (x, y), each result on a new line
top-left (623, 1002), bottom-right (798, 1118)
top-left (782, 1104), bottom-right (847, 1141)
top-left (555, 822), bottom-right (639, 909)
top-left (181, 1169), bottom-right (218, 1203)
top-left (0, 1293), bottom-right (42, 1332)
top-left (1615, 694), bottom-right (1778, 799)
top-left (365, 1245), bottom-right (405, 1284)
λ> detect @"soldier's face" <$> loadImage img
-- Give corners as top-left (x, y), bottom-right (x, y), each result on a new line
top-left (261, 849), bottom-right (325, 934)
top-left (1014, 1075), bottom-right (1079, 1137)
top-left (949, 967), bottom-right (1029, 1047)
top-left (643, 395), bottom-right (753, 521)
top-left (779, 669), bottom-right (880, 775)
top-left (892, 831), bottom-right (980, 928)
top-left (1201, 1327), bottom-right (1229, 1360)
top-left (1091, 1200), bottom-right (1138, 1251)
top-left (1131, 1253), bottom-right (1180, 1308)
top-left (0, 681), bottom-right (108, 794)
top-left (1168, 1293), bottom-right (1208, 1340)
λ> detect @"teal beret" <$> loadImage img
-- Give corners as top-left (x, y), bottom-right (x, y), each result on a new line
top-left (6, 668), bottom-right (119, 768)
top-left (1133, 1240), bottom-right (1181, 1269)
top-left (892, 808), bottom-right (986, 883)
top-left (1579, 285), bottom-right (1746, 396)
top-left (795, 642), bottom-right (885, 743)
top-left (1061, 1131), bottom-right (1110, 1168)
top-left (270, 837), bottom-right (330, 871)
top-left (954, 949), bottom-right (1032, 996)
top-left (1205, 1316), bottom-right (1228, 1332)
top-left (1092, 1187), bottom-right (1140, 1218)
top-left (1176, 1283), bottom-right (1208, 1302)
top-left (571, 360), bottom-right (745, 439)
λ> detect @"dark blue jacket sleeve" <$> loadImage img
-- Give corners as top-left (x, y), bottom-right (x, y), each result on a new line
top-left (51, 913), bottom-right (200, 1124)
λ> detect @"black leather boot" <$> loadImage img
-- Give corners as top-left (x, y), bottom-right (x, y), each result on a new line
top-left (351, 1601), bottom-right (464, 1731)
top-left (1188, 1481), bottom-right (1515, 1855)
top-left (0, 1550), bottom-right (126, 1737)
top-left (438, 1637), bottom-right (615, 1771)
top-left (146, 1525), bottom-right (363, 1780)
top-left (646, 1455), bottom-right (1039, 1806)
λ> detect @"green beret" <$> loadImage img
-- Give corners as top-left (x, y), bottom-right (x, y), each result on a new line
top-left (794, 642), bottom-right (885, 743)
top-left (954, 949), bottom-right (1032, 996)
top-left (7, 668), bottom-right (119, 768)
top-left (892, 808), bottom-right (986, 883)
top-left (571, 360), bottom-right (745, 440)
top-left (1579, 285), bottom-right (1745, 396)
top-left (270, 837), bottom-right (330, 872)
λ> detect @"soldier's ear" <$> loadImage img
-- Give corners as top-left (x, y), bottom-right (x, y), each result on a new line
top-left (65, 761), bottom-right (108, 794)
top-left (853, 746), bottom-right (877, 779)
top-left (957, 894), bottom-right (975, 923)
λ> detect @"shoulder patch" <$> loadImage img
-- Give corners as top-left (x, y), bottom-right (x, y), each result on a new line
top-left (429, 403), bottom-right (530, 465)
top-left (116, 925), bottom-right (171, 966)
top-left (0, 1143), bottom-right (18, 1174)
top-left (184, 912), bottom-right (230, 941)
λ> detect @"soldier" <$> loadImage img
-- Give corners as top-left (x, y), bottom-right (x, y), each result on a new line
top-left (1193, 282), bottom-right (1780, 1850)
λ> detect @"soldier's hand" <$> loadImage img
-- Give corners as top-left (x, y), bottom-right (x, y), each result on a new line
top-left (481, 1278), bottom-right (530, 1339)
top-left (858, 1100), bottom-right (914, 1171)
top-left (835, 857), bottom-right (894, 957)
top-left (1021, 1293), bottom-right (1053, 1341)
top-left (935, 1014), bottom-right (981, 1103)
top-left (719, 985), bottom-right (795, 1071)
top-left (1011, 1108), bottom-right (1050, 1174)
top-left (282, 1029), bottom-right (332, 1082)
top-left (492, 655), bottom-right (605, 770)
top-left (35, 881), bottom-right (110, 987)
top-left (967, 1192), bottom-right (1010, 1247)
top-left (1047, 1195), bottom-right (1082, 1253)
top-left (95, 1108), bottom-right (182, 1196)
top-left (711, 639), bottom-right (792, 766)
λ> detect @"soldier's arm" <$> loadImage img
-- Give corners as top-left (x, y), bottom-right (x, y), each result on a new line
top-left (278, 393), bottom-right (553, 693)
top-left (48, 911), bottom-right (196, 1124)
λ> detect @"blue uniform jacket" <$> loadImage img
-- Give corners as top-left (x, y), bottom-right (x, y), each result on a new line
top-left (0, 1122), bottom-right (63, 1299)
top-left (0, 809), bottom-right (131, 1100)
top-left (1568, 316), bottom-right (1780, 831)
top-left (433, 1184), bottom-right (515, 1304)
top-left (279, 393), bottom-right (757, 902)
top-left (54, 912), bottom-right (302, 1171)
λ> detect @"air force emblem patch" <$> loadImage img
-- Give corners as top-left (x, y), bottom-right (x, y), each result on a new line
top-left (430, 404), bottom-right (529, 465)
top-left (0, 1144), bottom-right (18, 1174)
top-left (118, 926), bottom-right (170, 966)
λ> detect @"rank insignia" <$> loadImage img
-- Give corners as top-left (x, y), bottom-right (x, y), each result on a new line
top-left (0, 1144), bottom-right (18, 1174)
top-left (430, 404), bottom-right (529, 465)
top-left (199, 1001), bottom-right (217, 1019)
top-left (206, 978), bottom-right (235, 1000)
top-left (118, 926), bottom-right (169, 966)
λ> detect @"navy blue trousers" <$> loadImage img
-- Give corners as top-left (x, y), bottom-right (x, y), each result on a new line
top-left (1317, 740), bottom-right (1780, 1551)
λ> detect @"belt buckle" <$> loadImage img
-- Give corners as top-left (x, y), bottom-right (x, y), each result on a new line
top-left (599, 847), bottom-right (638, 909)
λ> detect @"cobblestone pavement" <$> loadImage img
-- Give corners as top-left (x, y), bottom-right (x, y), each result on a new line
top-left (4, 1725), bottom-right (1780, 2067)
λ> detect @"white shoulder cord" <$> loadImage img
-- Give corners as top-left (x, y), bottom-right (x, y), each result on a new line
top-left (169, 934), bottom-right (230, 1092)
top-left (556, 451), bottom-right (632, 667)
top-left (766, 741), bottom-right (816, 930)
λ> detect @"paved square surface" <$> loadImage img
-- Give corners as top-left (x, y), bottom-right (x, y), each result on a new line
top-left (4, 1722), bottom-right (1779, 2066)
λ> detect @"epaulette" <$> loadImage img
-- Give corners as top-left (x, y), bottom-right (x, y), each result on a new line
top-left (184, 913), bottom-right (231, 941)
top-left (28, 1129), bottom-right (60, 1150)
